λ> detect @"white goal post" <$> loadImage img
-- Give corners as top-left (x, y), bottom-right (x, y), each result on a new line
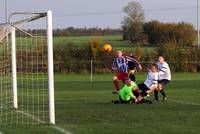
top-left (0, 10), bottom-right (55, 125)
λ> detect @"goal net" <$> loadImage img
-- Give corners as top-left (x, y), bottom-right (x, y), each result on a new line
top-left (0, 11), bottom-right (55, 126)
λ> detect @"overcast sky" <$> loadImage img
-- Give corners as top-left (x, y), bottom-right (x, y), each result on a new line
top-left (0, 0), bottom-right (198, 29)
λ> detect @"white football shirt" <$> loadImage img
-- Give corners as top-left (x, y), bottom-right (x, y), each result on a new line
top-left (157, 61), bottom-right (171, 81)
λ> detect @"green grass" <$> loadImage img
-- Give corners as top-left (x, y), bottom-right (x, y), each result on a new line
top-left (53, 35), bottom-right (123, 46)
top-left (14, 35), bottom-right (157, 53)
top-left (53, 35), bottom-right (157, 53)
top-left (1, 73), bottom-right (200, 134)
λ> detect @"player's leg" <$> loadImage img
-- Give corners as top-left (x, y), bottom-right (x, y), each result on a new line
top-left (133, 88), bottom-right (141, 102)
top-left (129, 73), bottom-right (136, 82)
top-left (154, 89), bottom-right (159, 101)
top-left (112, 72), bottom-right (128, 93)
top-left (158, 81), bottom-right (167, 101)
top-left (119, 96), bottom-right (131, 104)
top-left (112, 75), bottom-right (120, 93)
top-left (120, 72), bottom-right (129, 84)
top-left (112, 95), bottom-right (132, 104)
top-left (133, 84), bottom-right (152, 104)
top-left (112, 95), bottom-right (121, 104)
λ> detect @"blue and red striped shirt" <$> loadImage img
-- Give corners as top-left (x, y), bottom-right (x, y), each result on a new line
top-left (112, 56), bottom-right (128, 73)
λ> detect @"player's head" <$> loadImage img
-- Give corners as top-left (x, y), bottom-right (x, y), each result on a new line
top-left (150, 63), bottom-right (158, 72)
top-left (116, 50), bottom-right (122, 58)
top-left (125, 79), bottom-right (132, 86)
top-left (158, 56), bottom-right (165, 64)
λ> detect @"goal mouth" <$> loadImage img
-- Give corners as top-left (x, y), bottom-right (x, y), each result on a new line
top-left (0, 11), bottom-right (55, 126)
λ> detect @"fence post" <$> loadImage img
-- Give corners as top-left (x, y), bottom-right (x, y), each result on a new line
top-left (90, 59), bottom-right (93, 82)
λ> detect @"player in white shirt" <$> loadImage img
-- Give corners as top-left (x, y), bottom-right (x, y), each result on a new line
top-left (133, 63), bottom-right (158, 104)
top-left (154, 56), bottom-right (171, 101)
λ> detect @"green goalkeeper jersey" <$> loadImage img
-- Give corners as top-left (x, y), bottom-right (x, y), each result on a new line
top-left (119, 81), bottom-right (137, 101)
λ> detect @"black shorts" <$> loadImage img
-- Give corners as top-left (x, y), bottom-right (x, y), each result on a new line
top-left (129, 73), bottom-right (136, 82)
top-left (158, 79), bottom-right (170, 86)
top-left (138, 83), bottom-right (149, 97)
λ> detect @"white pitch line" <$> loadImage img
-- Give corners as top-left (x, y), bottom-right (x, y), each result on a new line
top-left (168, 99), bottom-right (200, 106)
top-left (55, 101), bottom-right (101, 104)
top-left (16, 110), bottom-right (45, 123)
top-left (17, 110), bottom-right (72, 134)
top-left (52, 126), bottom-right (72, 134)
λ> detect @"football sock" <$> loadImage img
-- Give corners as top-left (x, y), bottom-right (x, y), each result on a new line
top-left (113, 80), bottom-right (120, 91)
top-left (154, 90), bottom-right (159, 100)
top-left (160, 90), bottom-right (166, 97)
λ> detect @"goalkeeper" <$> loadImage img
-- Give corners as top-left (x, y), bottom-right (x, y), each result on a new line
top-left (112, 79), bottom-right (137, 104)
top-left (125, 53), bottom-right (142, 82)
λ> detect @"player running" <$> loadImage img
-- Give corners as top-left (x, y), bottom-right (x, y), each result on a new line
top-left (154, 56), bottom-right (171, 101)
top-left (112, 50), bottom-right (129, 93)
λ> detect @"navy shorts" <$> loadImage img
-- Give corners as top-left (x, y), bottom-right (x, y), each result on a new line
top-left (138, 83), bottom-right (149, 97)
top-left (158, 79), bottom-right (170, 86)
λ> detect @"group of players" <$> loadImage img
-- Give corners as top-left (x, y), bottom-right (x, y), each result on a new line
top-left (112, 50), bottom-right (171, 104)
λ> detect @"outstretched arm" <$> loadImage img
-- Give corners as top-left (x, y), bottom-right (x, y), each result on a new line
top-left (125, 56), bottom-right (142, 72)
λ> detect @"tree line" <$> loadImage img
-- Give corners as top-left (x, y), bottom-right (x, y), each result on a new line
top-left (122, 1), bottom-right (197, 47)
top-left (123, 20), bottom-right (196, 47)
top-left (24, 27), bottom-right (122, 37)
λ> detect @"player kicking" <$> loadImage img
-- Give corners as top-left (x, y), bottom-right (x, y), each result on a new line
top-left (112, 79), bottom-right (137, 104)
top-left (133, 63), bottom-right (158, 104)
top-left (112, 50), bottom-right (129, 93)
top-left (154, 56), bottom-right (171, 101)
top-left (125, 53), bottom-right (142, 82)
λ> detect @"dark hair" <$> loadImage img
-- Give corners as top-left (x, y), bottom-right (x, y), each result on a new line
top-left (158, 55), bottom-right (164, 59)
top-left (149, 63), bottom-right (158, 69)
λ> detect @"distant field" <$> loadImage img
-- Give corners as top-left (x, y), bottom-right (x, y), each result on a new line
top-left (53, 35), bottom-right (123, 46)
top-left (14, 35), bottom-right (157, 53)
top-left (53, 35), bottom-right (157, 53)
top-left (2, 73), bottom-right (200, 134)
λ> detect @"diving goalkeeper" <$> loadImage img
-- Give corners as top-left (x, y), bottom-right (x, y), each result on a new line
top-left (112, 79), bottom-right (137, 104)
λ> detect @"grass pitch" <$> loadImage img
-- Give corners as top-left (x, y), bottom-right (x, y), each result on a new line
top-left (1, 73), bottom-right (200, 134)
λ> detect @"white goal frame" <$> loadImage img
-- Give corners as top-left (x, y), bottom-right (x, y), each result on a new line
top-left (9, 10), bottom-right (55, 125)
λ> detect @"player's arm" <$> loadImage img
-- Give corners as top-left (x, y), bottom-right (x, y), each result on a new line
top-left (136, 64), bottom-right (142, 72)
top-left (125, 56), bottom-right (142, 72)
top-left (158, 64), bottom-right (168, 75)
top-left (112, 59), bottom-right (117, 71)
top-left (129, 91), bottom-right (136, 100)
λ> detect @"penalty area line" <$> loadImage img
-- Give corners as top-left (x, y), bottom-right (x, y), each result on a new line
top-left (16, 110), bottom-right (72, 134)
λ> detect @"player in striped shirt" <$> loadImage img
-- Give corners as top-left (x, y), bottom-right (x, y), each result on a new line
top-left (125, 53), bottom-right (142, 82)
top-left (112, 50), bottom-right (129, 93)
top-left (154, 56), bottom-right (171, 101)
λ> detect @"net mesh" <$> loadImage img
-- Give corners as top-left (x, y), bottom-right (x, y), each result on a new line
top-left (0, 13), bottom-right (49, 126)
